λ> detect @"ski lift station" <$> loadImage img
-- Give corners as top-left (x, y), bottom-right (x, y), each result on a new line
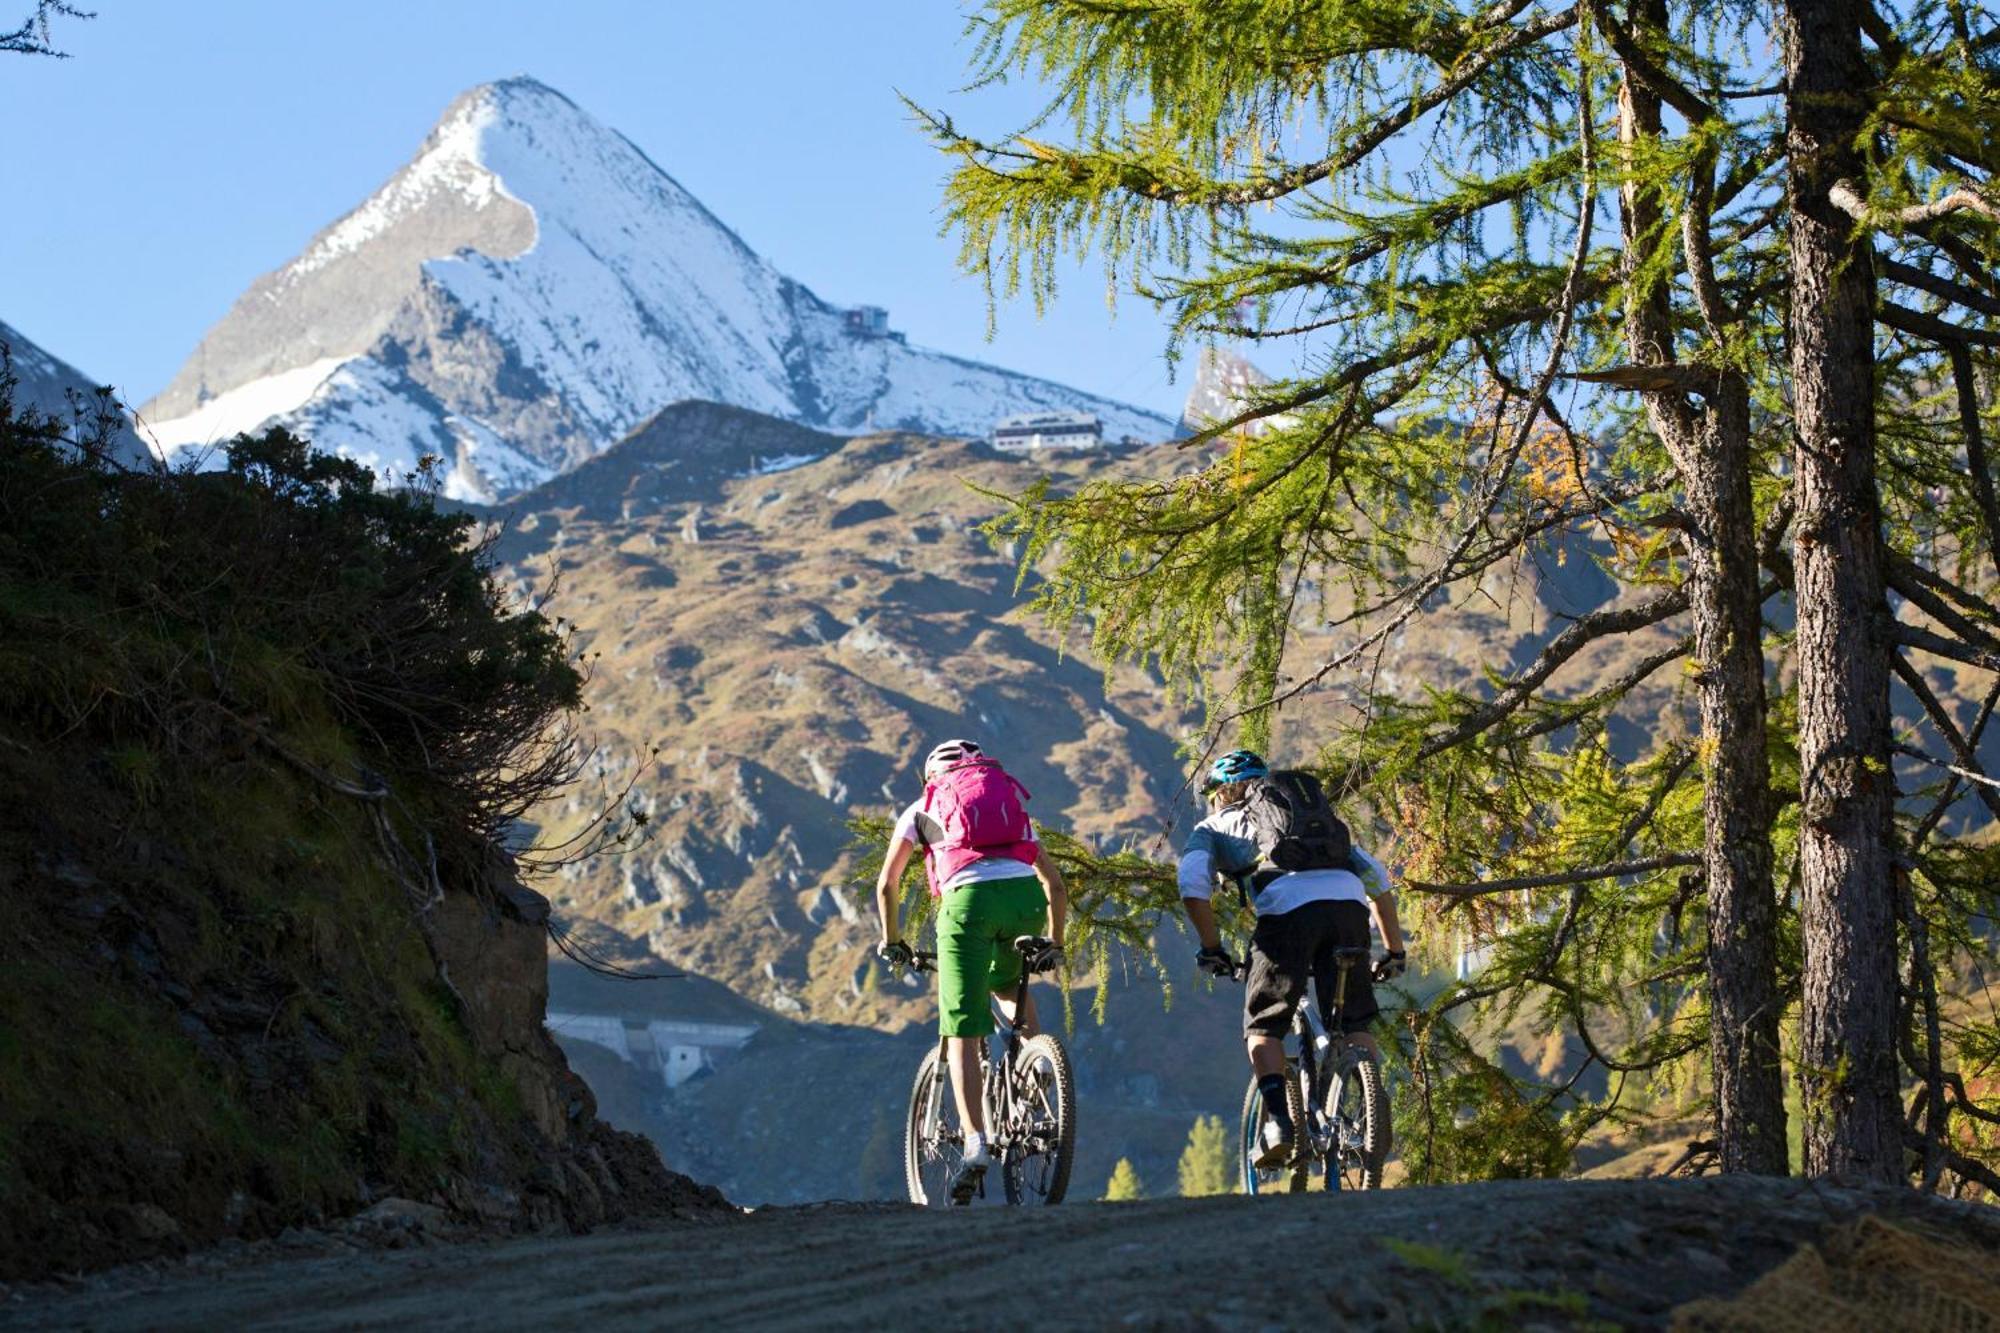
top-left (992, 411), bottom-right (1104, 452)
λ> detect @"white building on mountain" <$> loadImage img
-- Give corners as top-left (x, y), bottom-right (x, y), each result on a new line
top-left (547, 1010), bottom-right (758, 1091)
top-left (993, 410), bottom-right (1105, 451)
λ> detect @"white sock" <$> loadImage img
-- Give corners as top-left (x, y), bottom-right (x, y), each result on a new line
top-left (964, 1132), bottom-right (989, 1163)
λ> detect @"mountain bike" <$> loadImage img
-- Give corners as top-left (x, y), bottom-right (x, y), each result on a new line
top-left (897, 936), bottom-right (1076, 1207)
top-left (1235, 945), bottom-right (1390, 1194)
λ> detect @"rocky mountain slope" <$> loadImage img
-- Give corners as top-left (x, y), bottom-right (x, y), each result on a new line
top-left (477, 401), bottom-right (1219, 1028)
top-left (481, 400), bottom-right (1685, 1032)
top-left (1, 317), bottom-right (147, 465)
top-left (139, 78), bottom-right (1174, 500)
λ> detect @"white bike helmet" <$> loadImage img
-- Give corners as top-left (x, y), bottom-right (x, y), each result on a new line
top-left (924, 738), bottom-right (983, 779)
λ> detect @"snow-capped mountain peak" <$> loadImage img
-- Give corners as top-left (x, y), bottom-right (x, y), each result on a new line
top-left (141, 78), bottom-right (1173, 499)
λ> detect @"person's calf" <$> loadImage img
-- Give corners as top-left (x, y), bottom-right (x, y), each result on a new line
top-left (1245, 1033), bottom-right (1286, 1078)
top-left (947, 1035), bottom-right (988, 1138)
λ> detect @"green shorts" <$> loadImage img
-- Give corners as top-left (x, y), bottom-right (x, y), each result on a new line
top-left (936, 876), bottom-right (1048, 1037)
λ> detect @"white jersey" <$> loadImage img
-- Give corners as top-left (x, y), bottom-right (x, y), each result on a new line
top-left (1176, 801), bottom-right (1393, 916)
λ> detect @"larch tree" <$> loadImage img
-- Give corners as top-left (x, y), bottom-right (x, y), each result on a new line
top-left (1779, 0), bottom-right (2000, 1183)
top-left (1177, 1113), bottom-right (1235, 1196)
top-left (1785, 0), bottom-right (1905, 1185)
top-left (912, 0), bottom-right (2000, 1189)
top-left (1104, 1156), bottom-right (1148, 1200)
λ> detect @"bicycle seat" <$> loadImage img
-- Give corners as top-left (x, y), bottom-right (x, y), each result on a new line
top-left (1331, 947), bottom-right (1373, 963)
top-left (1014, 935), bottom-right (1055, 956)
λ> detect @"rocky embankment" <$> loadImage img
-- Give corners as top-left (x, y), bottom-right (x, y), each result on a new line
top-left (0, 750), bottom-right (726, 1282)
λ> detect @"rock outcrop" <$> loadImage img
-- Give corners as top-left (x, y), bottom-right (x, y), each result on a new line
top-left (0, 733), bottom-right (726, 1284)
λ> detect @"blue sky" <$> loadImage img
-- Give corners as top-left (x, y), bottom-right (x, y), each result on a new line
top-left (0, 1), bottom-right (1183, 416)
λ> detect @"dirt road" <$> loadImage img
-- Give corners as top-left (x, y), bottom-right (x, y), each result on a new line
top-left (4, 1177), bottom-right (1996, 1330)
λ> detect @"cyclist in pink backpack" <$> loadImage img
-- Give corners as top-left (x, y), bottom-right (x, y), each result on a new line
top-left (875, 739), bottom-right (1069, 1198)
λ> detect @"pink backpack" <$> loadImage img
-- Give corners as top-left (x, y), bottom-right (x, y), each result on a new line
top-left (919, 757), bottom-right (1039, 896)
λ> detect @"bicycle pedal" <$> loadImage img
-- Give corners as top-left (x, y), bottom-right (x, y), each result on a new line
top-left (949, 1163), bottom-right (986, 1206)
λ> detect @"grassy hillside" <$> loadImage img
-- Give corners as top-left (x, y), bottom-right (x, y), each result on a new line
top-left (0, 394), bottom-right (715, 1279)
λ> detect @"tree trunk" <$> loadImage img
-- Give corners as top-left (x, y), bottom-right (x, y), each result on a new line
top-left (1616, 6), bottom-right (1787, 1173)
top-left (1680, 379), bottom-right (1788, 1174)
top-left (1785, 0), bottom-right (1903, 1181)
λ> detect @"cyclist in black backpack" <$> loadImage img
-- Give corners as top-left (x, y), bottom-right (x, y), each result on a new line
top-left (1179, 749), bottom-right (1407, 1167)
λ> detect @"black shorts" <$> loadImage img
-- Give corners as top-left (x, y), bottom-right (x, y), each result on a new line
top-left (1243, 898), bottom-right (1379, 1038)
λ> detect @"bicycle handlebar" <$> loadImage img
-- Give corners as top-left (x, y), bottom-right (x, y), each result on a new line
top-left (1221, 945), bottom-right (1381, 983)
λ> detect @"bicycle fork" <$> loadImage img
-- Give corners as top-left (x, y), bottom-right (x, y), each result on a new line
top-left (925, 1038), bottom-right (949, 1143)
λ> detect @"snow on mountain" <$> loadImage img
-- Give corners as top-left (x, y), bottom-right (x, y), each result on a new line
top-left (1, 317), bottom-right (150, 466)
top-left (141, 78), bottom-right (1175, 500)
top-left (1179, 345), bottom-right (1293, 437)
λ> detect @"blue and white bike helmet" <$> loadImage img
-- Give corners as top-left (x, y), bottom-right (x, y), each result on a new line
top-left (1203, 748), bottom-right (1268, 793)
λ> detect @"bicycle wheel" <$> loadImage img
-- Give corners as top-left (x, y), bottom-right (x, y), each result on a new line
top-left (1239, 1066), bottom-right (1309, 1196)
top-left (904, 1045), bottom-right (961, 1206)
top-left (1001, 1033), bottom-right (1076, 1204)
top-left (1325, 1046), bottom-right (1389, 1190)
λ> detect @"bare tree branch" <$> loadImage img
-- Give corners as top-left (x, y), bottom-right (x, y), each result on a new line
top-left (1833, 178), bottom-right (2000, 228)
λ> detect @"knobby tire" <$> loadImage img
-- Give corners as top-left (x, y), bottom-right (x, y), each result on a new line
top-left (1239, 1065), bottom-right (1309, 1195)
top-left (1328, 1047), bottom-right (1389, 1191)
top-left (904, 1046), bottom-right (958, 1206)
top-left (1002, 1033), bottom-right (1076, 1204)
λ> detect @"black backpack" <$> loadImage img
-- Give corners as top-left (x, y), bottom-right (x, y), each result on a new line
top-left (1240, 770), bottom-right (1355, 885)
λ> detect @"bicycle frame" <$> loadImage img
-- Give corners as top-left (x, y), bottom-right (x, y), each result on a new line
top-left (1241, 948), bottom-right (1370, 1188)
top-left (914, 945), bottom-right (1043, 1155)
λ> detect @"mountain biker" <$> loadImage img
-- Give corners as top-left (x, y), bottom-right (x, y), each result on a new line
top-left (874, 739), bottom-right (1069, 1200)
top-left (1179, 748), bottom-right (1406, 1169)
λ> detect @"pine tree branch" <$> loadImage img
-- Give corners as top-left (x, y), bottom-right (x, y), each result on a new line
top-left (1584, 0), bottom-right (1719, 124)
top-left (1908, 220), bottom-right (2000, 297)
top-left (1205, 82), bottom-right (1606, 730)
top-left (0, 0), bottom-right (89, 56)
top-left (1878, 256), bottom-right (2000, 317)
top-left (1890, 658), bottom-right (2000, 824)
top-left (1683, 146), bottom-right (1738, 333)
top-left (1405, 852), bottom-right (1701, 898)
top-left (1895, 742), bottom-right (2000, 795)
top-left (1877, 300), bottom-right (2000, 348)
top-left (1568, 364), bottom-right (1739, 394)
top-left (1912, 678), bottom-right (2000, 849)
top-left (1411, 586), bottom-right (1691, 763)
top-left (942, 5), bottom-right (1581, 211)
top-left (1894, 620), bottom-right (2000, 673)
top-left (1179, 271), bottom-right (1612, 446)
top-left (1166, 5), bottom-right (1582, 207)
top-left (1936, 341), bottom-right (1999, 589)
top-left (1504, 636), bottom-right (1693, 744)
top-left (1884, 558), bottom-right (2000, 657)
